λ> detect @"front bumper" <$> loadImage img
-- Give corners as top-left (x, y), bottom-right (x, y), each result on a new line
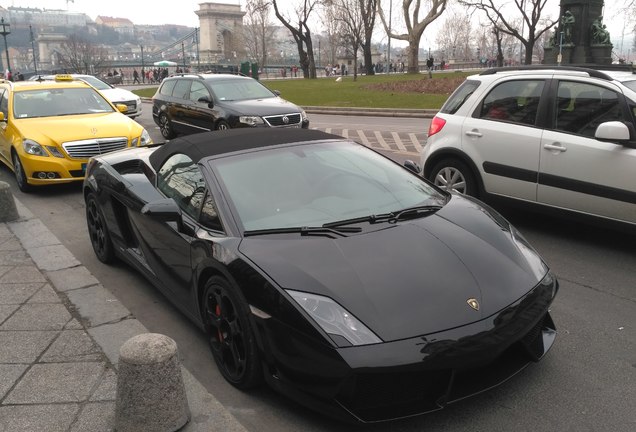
top-left (257, 275), bottom-right (558, 423)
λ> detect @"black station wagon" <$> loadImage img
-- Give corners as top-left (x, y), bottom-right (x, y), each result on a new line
top-left (152, 73), bottom-right (309, 139)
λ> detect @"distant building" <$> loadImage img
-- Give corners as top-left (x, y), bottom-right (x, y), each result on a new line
top-left (96, 16), bottom-right (135, 36)
top-left (8, 7), bottom-right (90, 27)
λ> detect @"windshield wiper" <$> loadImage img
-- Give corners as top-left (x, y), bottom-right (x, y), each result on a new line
top-left (243, 225), bottom-right (361, 238)
top-left (322, 212), bottom-right (396, 229)
top-left (389, 205), bottom-right (443, 222)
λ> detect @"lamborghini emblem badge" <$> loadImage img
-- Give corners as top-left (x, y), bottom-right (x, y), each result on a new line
top-left (467, 298), bottom-right (480, 311)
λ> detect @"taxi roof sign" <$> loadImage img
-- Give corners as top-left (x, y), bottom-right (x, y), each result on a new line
top-left (54, 74), bottom-right (74, 81)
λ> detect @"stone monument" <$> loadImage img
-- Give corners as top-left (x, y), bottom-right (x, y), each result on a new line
top-left (544, 0), bottom-right (612, 65)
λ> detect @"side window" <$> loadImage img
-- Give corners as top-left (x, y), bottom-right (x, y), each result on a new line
top-left (479, 80), bottom-right (544, 126)
top-left (159, 80), bottom-right (176, 96)
top-left (440, 80), bottom-right (480, 114)
top-left (172, 79), bottom-right (192, 100)
top-left (190, 81), bottom-right (210, 103)
top-left (200, 191), bottom-right (223, 231)
top-left (555, 81), bottom-right (623, 138)
top-left (157, 154), bottom-right (206, 220)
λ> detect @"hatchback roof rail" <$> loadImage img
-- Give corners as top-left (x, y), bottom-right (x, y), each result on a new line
top-left (479, 65), bottom-right (614, 81)
top-left (169, 73), bottom-right (206, 79)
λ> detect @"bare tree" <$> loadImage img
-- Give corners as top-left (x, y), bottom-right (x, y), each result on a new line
top-left (58, 34), bottom-right (109, 74)
top-left (272, 0), bottom-right (319, 78)
top-left (458, 0), bottom-right (557, 65)
top-left (330, 0), bottom-right (364, 80)
top-left (359, 0), bottom-right (378, 75)
top-left (244, 0), bottom-right (277, 72)
top-left (377, 0), bottom-right (449, 74)
top-left (435, 11), bottom-right (473, 62)
top-left (319, 5), bottom-right (343, 68)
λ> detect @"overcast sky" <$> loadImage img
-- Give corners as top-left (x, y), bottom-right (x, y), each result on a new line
top-left (5, 0), bottom-right (632, 56)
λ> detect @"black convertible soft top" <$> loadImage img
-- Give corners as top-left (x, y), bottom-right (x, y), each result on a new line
top-left (149, 128), bottom-right (342, 171)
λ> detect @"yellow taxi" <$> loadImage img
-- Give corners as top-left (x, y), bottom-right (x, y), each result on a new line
top-left (0, 74), bottom-right (152, 192)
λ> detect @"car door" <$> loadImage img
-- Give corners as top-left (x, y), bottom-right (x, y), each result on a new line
top-left (187, 80), bottom-right (215, 132)
top-left (0, 88), bottom-right (10, 166)
top-left (461, 78), bottom-right (546, 201)
top-left (131, 153), bottom-right (202, 309)
top-left (169, 79), bottom-right (198, 135)
top-left (538, 79), bottom-right (636, 224)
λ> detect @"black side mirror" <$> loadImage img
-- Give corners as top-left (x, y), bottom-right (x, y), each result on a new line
top-left (272, 90), bottom-right (281, 96)
top-left (198, 96), bottom-right (213, 108)
top-left (141, 198), bottom-right (195, 236)
top-left (403, 160), bottom-right (421, 175)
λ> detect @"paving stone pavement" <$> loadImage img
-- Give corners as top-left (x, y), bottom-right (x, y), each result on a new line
top-left (0, 199), bottom-right (247, 432)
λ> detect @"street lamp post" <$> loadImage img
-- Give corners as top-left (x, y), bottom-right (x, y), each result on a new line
top-left (181, 42), bottom-right (186, 72)
top-left (0, 18), bottom-right (11, 77)
top-left (140, 45), bottom-right (145, 83)
top-left (30, 25), bottom-right (37, 75)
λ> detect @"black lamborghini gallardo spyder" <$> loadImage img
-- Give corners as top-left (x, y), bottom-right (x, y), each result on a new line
top-left (83, 128), bottom-right (558, 422)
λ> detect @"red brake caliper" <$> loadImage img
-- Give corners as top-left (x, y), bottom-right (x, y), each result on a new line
top-left (215, 304), bottom-right (223, 342)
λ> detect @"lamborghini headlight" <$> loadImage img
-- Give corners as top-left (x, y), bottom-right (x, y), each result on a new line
top-left (287, 290), bottom-right (382, 346)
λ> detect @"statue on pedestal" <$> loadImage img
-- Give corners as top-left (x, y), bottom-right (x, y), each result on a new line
top-left (590, 16), bottom-right (611, 45)
top-left (561, 10), bottom-right (575, 45)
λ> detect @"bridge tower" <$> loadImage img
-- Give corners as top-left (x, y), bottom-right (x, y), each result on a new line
top-left (196, 2), bottom-right (246, 66)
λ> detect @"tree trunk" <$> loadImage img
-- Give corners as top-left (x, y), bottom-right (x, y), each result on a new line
top-left (363, 47), bottom-right (374, 75)
top-left (305, 34), bottom-right (317, 79)
top-left (407, 41), bottom-right (420, 74)
top-left (524, 39), bottom-right (534, 65)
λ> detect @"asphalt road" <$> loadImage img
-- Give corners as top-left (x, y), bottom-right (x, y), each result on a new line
top-left (1, 107), bottom-right (635, 432)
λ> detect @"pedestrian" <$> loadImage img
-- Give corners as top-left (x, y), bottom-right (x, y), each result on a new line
top-left (426, 57), bottom-right (434, 78)
top-left (133, 69), bottom-right (140, 84)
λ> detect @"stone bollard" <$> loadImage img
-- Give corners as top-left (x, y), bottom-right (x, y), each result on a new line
top-left (0, 181), bottom-right (19, 223)
top-left (115, 333), bottom-right (190, 432)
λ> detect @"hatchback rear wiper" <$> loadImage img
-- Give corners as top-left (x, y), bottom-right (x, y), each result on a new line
top-left (243, 225), bottom-right (362, 238)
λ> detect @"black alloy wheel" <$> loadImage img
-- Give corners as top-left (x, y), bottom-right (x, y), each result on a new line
top-left (203, 276), bottom-right (261, 389)
top-left (215, 120), bottom-right (230, 131)
top-left (429, 158), bottom-right (477, 197)
top-left (12, 151), bottom-right (32, 193)
top-left (85, 192), bottom-right (115, 263)
top-left (159, 113), bottom-right (176, 139)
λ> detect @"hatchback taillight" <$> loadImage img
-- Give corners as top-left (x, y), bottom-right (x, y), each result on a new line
top-left (428, 116), bottom-right (446, 137)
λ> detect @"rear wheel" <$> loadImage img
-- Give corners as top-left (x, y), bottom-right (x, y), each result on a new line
top-left (429, 158), bottom-right (477, 196)
top-left (159, 113), bottom-right (176, 139)
top-left (202, 276), bottom-right (262, 389)
top-left (12, 151), bottom-right (32, 193)
top-left (85, 192), bottom-right (115, 263)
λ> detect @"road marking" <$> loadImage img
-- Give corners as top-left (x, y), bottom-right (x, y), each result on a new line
top-left (409, 133), bottom-right (423, 153)
top-left (341, 129), bottom-right (349, 138)
top-left (357, 130), bottom-right (371, 146)
top-left (374, 131), bottom-right (391, 150)
top-left (325, 127), bottom-right (332, 134)
top-left (391, 131), bottom-right (407, 152)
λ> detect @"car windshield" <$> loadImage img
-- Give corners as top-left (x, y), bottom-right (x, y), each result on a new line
top-left (212, 141), bottom-right (446, 231)
top-left (208, 78), bottom-right (276, 101)
top-left (13, 88), bottom-right (114, 118)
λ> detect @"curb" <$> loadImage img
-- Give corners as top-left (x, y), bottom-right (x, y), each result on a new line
top-left (6, 197), bottom-right (248, 432)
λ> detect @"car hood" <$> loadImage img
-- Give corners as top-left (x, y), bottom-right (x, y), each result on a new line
top-left (100, 87), bottom-right (138, 103)
top-left (220, 97), bottom-right (302, 116)
top-left (239, 195), bottom-right (548, 342)
top-left (16, 113), bottom-right (142, 145)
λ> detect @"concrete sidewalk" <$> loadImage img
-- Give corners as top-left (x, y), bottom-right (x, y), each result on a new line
top-left (0, 197), bottom-right (247, 432)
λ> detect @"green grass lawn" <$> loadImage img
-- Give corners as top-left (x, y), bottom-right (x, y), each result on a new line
top-left (132, 71), bottom-right (470, 110)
